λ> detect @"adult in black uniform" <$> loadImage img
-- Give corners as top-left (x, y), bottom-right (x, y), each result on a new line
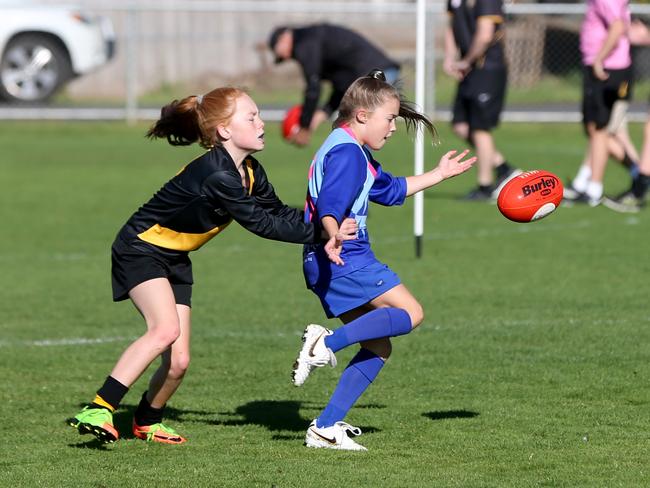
top-left (269, 23), bottom-right (400, 146)
top-left (444, 0), bottom-right (520, 200)
top-left (67, 87), bottom-right (357, 444)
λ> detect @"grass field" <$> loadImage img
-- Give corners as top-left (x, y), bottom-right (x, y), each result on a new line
top-left (1, 120), bottom-right (649, 487)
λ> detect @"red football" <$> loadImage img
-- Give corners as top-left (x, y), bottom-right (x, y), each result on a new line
top-left (497, 170), bottom-right (563, 223)
top-left (282, 105), bottom-right (302, 140)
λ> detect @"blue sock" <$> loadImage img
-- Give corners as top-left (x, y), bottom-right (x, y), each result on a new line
top-left (316, 348), bottom-right (385, 428)
top-left (630, 163), bottom-right (640, 178)
top-left (324, 308), bottom-right (412, 353)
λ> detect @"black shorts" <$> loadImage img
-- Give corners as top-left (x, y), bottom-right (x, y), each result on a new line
top-left (111, 237), bottom-right (193, 306)
top-left (582, 66), bottom-right (632, 130)
top-left (452, 67), bottom-right (507, 131)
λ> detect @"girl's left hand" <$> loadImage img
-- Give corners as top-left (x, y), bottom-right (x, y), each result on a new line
top-left (437, 149), bottom-right (476, 180)
top-left (337, 217), bottom-right (358, 241)
top-left (324, 234), bottom-right (345, 266)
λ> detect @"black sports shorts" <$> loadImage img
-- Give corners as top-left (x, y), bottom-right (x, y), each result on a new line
top-left (582, 65), bottom-right (632, 130)
top-left (111, 237), bottom-right (193, 306)
top-left (452, 67), bottom-right (507, 131)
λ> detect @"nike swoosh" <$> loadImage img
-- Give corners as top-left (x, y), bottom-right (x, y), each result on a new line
top-left (310, 428), bottom-right (337, 445)
top-left (153, 434), bottom-right (181, 441)
top-left (308, 331), bottom-right (326, 357)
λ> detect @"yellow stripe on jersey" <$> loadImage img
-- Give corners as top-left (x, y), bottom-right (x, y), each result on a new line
top-left (481, 15), bottom-right (503, 24)
top-left (619, 81), bottom-right (629, 99)
top-left (138, 161), bottom-right (253, 251)
top-left (138, 221), bottom-right (232, 251)
top-left (245, 159), bottom-right (255, 194)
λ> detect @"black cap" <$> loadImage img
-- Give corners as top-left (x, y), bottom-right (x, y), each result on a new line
top-left (268, 26), bottom-right (290, 63)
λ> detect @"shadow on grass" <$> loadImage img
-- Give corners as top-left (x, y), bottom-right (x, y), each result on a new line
top-left (67, 438), bottom-right (113, 450)
top-left (210, 400), bottom-right (383, 440)
top-left (67, 400), bottom-right (384, 446)
top-left (422, 409), bottom-right (479, 421)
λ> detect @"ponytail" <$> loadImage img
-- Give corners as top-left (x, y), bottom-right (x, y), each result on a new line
top-left (398, 99), bottom-right (437, 140)
top-left (146, 87), bottom-right (245, 149)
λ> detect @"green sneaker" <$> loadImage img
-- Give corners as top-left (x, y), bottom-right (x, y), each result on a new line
top-left (66, 406), bottom-right (119, 443)
top-left (133, 420), bottom-right (187, 444)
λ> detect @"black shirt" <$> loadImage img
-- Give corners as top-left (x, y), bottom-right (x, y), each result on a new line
top-left (447, 0), bottom-right (506, 70)
top-left (291, 23), bottom-right (400, 128)
top-left (117, 145), bottom-right (318, 254)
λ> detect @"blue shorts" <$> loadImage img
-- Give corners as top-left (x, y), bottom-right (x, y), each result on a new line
top-left (308, 262), bottom-right (401, 318)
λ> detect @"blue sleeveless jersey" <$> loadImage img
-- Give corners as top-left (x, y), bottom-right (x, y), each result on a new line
top-left (303, 126), bottom-right (407, 284)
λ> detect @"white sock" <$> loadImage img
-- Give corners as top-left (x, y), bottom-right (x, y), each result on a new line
top-left (573, 165), bottom-right (591, 193)
top-left (586, 180), bottom-right (603, 200)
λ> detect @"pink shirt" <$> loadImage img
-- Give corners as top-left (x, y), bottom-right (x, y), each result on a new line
top-left (580, 0), bottom-right (631, 69)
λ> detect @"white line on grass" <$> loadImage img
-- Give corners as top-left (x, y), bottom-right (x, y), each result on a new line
top-left (0, 336), bottom-right (136, 348)
top-left (5, 315), bottom-right (649, 349)
top-left (0, 330), bottom-right (297, 348)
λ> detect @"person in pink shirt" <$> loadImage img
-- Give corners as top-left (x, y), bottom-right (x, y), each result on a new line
top-left (564, 0), bottom-right (636, 207)
top-left (602, 19), bottom-right (650, 213)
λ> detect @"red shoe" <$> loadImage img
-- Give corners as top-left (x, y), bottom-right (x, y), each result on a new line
top-left (132, 420), bottom-right (187, 444)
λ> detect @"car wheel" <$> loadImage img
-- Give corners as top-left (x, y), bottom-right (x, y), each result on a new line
top-left (0, 34), bottom-right (73, 104)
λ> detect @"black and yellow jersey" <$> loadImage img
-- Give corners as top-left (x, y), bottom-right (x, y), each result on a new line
top-left (447, 0), bottom-right (506, 70)
top-left (116, 145), bottom-right (317, 253)
top-left (291, 23), bottom-right (400, 128)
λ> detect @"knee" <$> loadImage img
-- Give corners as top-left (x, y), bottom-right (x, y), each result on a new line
top-left (379, 340), bottom-right (392, 359)
top-left (407, 304), bottom-right (424, 329)
top-left (146, 321), bottom-right (181, 350)
top-left (361, 338), bottom-right (392, 360)
top-left (168, 355), bottom-right (190, 380)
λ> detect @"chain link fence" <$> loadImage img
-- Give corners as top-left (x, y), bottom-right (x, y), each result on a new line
top-left (2, 1), bottom-right (650, 122)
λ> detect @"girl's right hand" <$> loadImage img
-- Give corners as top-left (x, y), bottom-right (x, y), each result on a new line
top-left (443, 57), bottom-right (463, 81)
top-left (436, 149), bottom-right (476, 180)
top-left (324, 234), bottom-right (345, 266)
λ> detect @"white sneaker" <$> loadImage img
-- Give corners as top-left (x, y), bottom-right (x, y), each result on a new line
top-left (291, 324), bottom-right (336, 387)
top-left (304, 420), bottom-right (367, 451)
top-left (563, 184), bottom-right (583, 201)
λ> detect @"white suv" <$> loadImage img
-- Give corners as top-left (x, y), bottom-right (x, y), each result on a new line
top-left (0, 2), bottom-right (115, 103)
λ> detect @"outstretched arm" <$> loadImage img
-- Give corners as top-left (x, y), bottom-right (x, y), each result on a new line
top-left (404, 149), bottom-right (476, 197)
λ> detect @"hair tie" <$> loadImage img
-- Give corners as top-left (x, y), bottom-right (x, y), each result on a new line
top-left (367, 69), bottom-right (386, 82)
top-left (196, 94), bottom-right (203, 104)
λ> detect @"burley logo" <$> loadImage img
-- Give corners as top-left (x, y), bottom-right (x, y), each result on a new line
top-left (522, 176), bottom-right (558, 197)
